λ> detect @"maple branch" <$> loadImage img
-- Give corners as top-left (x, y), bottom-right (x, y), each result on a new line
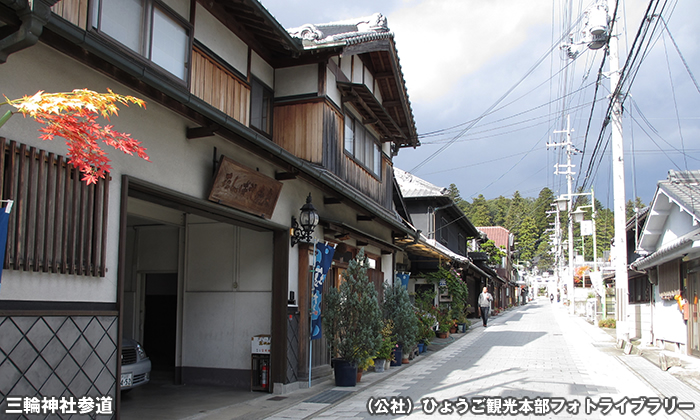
top-left (0, 89), bottom-right (149, 184)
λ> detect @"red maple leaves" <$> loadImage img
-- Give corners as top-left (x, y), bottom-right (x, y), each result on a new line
top-left (3, 89), bottom-right (149, 184)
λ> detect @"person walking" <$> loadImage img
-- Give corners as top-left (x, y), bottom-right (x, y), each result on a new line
top-left (478, 287), bottom-right (493, 328)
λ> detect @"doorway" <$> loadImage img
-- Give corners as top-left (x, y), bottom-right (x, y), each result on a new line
top-left (142, 273), bottom-right (178, 373)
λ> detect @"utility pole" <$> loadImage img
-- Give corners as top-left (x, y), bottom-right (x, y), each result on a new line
top-left (607, 0), bottom-right (629, 342)
top-left (548, 114), bottom-right (576, 315)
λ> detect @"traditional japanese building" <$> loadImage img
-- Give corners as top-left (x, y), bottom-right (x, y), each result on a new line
top-left (631, 170), bottom-right (700, 356)
top-left (0, 1), bottom-right (420, 416)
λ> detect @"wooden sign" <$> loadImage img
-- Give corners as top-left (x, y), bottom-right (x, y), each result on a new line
top-left (208, 156), bottom-right (282, 219)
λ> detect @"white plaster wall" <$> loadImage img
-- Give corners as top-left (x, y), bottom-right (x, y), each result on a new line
top-left (251, 51), bottom-right (274, 88)
top-left (352, 56), bottom-right (363, 84)
top-left (629, 302), bottom-right (652, 342)
top-left (326, 69), bottom-right (341, 108)
top-left (340, 56), bottom-right (352, 81)
top-left (274, 65), bottom-right (317, 98)
top-left (659, 209), bottom-right (694, 248)
top-left (181, 290), bottom-right (271, 369)
top-left (363, 66), bottom-right (374, 94)
top-left (194, 3), bottom-right (248, 76)
top-left (653, 287), bottom-right (687, 344)
top-left (0, 43), bottom-right (288, 303)
top-left (381, 254), bottom-right (393, 284)
top-left (374, 79), bottom-right (383, 103)
top-left (186, 221), bottom-right (237, 292)
top-left (181, 218), bottom-right (272, 369)
top-left (239, 229), bottom-right (273, 291)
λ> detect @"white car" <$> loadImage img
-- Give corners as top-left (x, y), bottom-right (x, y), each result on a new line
top-left (121, 339), bottom-right (151, 391)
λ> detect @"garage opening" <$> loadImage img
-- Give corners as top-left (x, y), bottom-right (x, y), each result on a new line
top-left (118, 177), bottom-right (288, 419)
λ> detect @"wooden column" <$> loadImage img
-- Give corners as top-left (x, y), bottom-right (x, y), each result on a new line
top-left (297, 242), bottom-right (311, 379)
top-left (271, 229), bottom-right (290, 390)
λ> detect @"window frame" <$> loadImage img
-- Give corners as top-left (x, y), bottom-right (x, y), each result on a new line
top-left (90, 0), bottom-right (193, 84)
top-left (250, 77), bottom-right (274, 136)
top-left (342, 110), bottom-right (383, 179)
top-left (440, 217), bottom-right (448, 244)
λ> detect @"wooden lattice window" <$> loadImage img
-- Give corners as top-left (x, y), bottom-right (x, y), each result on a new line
top-left (0, 138), bottom-right (109, 276)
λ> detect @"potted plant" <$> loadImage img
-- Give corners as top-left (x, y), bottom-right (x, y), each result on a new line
top-left (414, 290), bottom-right (436, 352)
top-left (436, 308), bottom-right (451, 338)
top-left (356, 352), bottom-right (374, 382)
top-left (383, 281), bottom-right (419, 367)
top-left (374, 320), bottom-right (396, 372)
top-left (323, 249), bottom-right (383, 386)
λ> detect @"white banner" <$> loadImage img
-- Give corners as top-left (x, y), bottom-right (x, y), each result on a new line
top-left (580, 220), bottom-right (593, 236)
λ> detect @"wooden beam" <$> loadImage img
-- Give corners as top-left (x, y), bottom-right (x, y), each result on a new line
top-left (275, 171), bottom-right (297, 180)
top-left (324, 197), bottom-right (342, 205)
top-left (335, 233), bottom-right (351, 241)
top-left (381, 100), bottom-right (400, 108)
top-left (356, 240), bottom-right (369, 247)
top-left (357, 214), bottom-right (375, 221)
top-left (186, 124), bottom-right (220, 139)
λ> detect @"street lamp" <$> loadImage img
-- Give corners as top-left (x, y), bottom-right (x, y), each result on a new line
top-left (572, 208), bottom-right (586, 223)
top-left (291, 193), bottom-right (319, 247)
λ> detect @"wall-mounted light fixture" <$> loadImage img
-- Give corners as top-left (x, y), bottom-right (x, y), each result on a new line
top-left (291, 193), bottom-right (319, 247)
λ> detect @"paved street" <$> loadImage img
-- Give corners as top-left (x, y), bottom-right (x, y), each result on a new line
top-left (265, 298), bottom-right (700, 420)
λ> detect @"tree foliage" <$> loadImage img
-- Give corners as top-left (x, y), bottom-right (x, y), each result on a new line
top-left (447, 184), bottom-right (615, 272)
top-left (383, 280), bottom-right (419, 349)
top-left (1, 89), bottom-right (149, 184)
top-left (323, 249), bottom-right (383, 362)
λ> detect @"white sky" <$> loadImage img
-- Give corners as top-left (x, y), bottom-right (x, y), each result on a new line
top-left (261, 0), bottom-right (700, 207)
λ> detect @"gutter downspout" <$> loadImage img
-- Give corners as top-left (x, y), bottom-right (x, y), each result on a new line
top-left (0, 0), bottom-right (59, 63)
top-left (431, 202), bottom-right (453, 241)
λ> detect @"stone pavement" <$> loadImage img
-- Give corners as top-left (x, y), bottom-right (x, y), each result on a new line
top-left (192, 298), bottom-right (700, 419)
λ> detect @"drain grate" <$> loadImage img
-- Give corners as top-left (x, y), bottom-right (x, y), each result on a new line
top-left (304, 389), bottom-right (352, 404)
top-left (268, 396), bottom-right (287, 401)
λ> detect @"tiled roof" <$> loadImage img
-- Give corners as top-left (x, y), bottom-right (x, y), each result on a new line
top-left (660, 170), bottom-right (700, 221)
top-left (287, 14), bottom-right (419, 149)
top-left (288, 13), bottom-right (392, 48)
top-left (476, 226), bottom-right (511, 249)
top-left (394, 167), bottom-right (448, 198)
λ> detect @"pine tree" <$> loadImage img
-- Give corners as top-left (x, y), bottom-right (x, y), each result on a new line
top-left (323, 249), bottom-right (382, 362)
top-left (468, 194), bottom-right (491, 226)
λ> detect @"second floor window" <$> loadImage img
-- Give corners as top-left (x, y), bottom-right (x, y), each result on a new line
top-left (92, 0), bottom-right (191, 80)
top-left (440, 217), bottom-right (448, 243)
top-left (344, 114), bottom-right (382, 177)
top-left (251, 79), bottom-right (273, 135)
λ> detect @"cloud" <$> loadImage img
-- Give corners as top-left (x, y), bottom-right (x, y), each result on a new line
top-left (389, 0), bottom-right (552, 103)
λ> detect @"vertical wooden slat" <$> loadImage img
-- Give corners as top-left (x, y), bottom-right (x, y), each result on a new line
top-left (91, 181), bottom-right (101, 277)
top-left (74, 173), bottom-right (85, 276)
top-left (43, 152), bottom-right (55, 272)
top-left (14, 143), bottom-right (26, 270)
top-left (5, 141), bottom-right (16, 269)
top-left (0, 140), bottom-right (108, 277)
top-left (61, 162), bottom-right (72, 274)
top-left (34, 149), bottom-right (46, 271)
top-left (25, 147), bottom-right (37, 270)
top-left (85, 180), bottom-right (95, 275)
top-left (54, 156), bottom-right (65, 273)
top-left (99, 177), bottom-right (109, 277)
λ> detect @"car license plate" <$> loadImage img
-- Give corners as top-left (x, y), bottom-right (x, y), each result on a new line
top-left (121, 373), bottom-right (133, 388)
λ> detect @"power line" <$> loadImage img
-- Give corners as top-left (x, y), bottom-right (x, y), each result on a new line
top-left (409, 13), bottom-right (589, 174)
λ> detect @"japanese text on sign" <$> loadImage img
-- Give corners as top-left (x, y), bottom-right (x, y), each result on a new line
top-left (366, 396), bottom-right (695, 416)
